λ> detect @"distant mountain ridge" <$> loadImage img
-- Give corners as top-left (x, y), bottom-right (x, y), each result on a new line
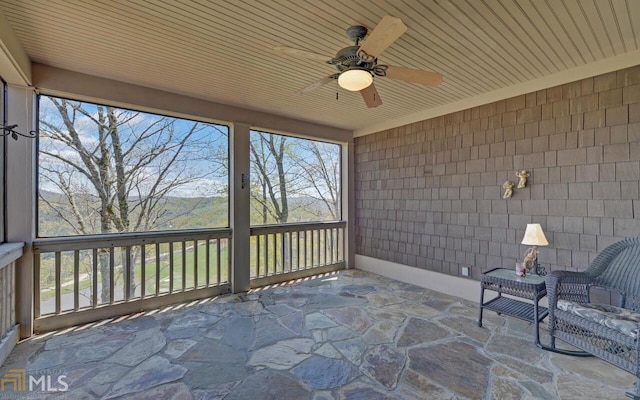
top-left (38, 190), bottom-right (335, 237)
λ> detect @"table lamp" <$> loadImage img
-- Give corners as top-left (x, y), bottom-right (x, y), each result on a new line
top-left (521, 223), bottom-right (549, 275)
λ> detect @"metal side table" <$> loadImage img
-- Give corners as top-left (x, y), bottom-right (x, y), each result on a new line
top-left (478, 268), bottom-right (548, 347)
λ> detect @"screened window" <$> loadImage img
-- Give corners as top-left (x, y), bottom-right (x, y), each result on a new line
top-left (249, 130), bottom-right (341, 225)
top-left (0, 78), bottom-right (5, 242)
top-left (37, 95), bottom-right (229, 237)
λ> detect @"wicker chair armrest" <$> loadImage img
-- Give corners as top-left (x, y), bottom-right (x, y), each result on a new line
top-left (546, 270), bottom-right (594, 310)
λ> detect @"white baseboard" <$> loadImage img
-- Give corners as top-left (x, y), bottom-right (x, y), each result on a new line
top-left (0, 325), bottom-right (19, 367)
top-left (355, 254), bottom-right (481, 303)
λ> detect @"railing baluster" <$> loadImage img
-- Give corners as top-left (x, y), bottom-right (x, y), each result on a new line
top-left (282, 232), bottom-right (287, 272)
top-left (1, 267), bottom-right (5, 337)
top-left (323, 229), bottom-right (327, 266)
top-left (74, 250), bottom-right (80, 310)
top-left (303, 231), bottom-right (307, 269)
top-left (265, 234), bottom-right (269, 276)
top-left (92, 249), bottom-right (98, 307)
top-left (288, 231), bottom-right (292, 273)
top-left (339, 227), bottom-right (343, 261)
top-left (336, 228), bottom-right (339, 263)
top-left (3, 266), bottom-right (6, 330)
top-left (295, 231), bottom-right (300, 271)
top-left (109, 248), bottom-right (115, 305)
top-left (320, 229), bottom-right (323, 265)
top-left (140, 245), bottom-right (146, 299)
top-left (169, 243), bottom-right (174, 293)
top-left (309, 231), bottom-right (316, 268)
top-left (206, 239), bottom-right (211, 287)
top-left (10, 263), bottom-right (15, 327)
top-left (3, 266), bottom-right (7, 337)
top-left (329, 228), bottom-right (334, 264)
top-left (124, 247), bottom-right (131, 302)
top-left (275, 234), bottom-right (279, 274)
top-left (217, 239), bottom-right (221, 284)
top-left (34, 255), bottom-right (41, 318)
top-left (193, 240), bottom-right (198, 289)
top-left (155, 243), bottom-right (160, 296)
top-left (256, 234), bottom-right (260, 278)
top-left (55, 252), bottom-right (61, 314)
top-left (9, 265), bottom-right (13, 332)
top-left (3, 266), bottom-right (8, 336)
top-left (182, 241), bottom-right (187, 291)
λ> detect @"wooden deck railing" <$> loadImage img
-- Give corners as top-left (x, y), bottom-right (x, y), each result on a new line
top-left (0, 243), bottom-right (22, 366)
top-left (31, 222), bottom-right (346, 331)
top-left (0, 255), bottom-right (17, 341)
top-left (33, 229), bottom-right (232, 332)
top-left (249, 221), bottom-right (346, 287)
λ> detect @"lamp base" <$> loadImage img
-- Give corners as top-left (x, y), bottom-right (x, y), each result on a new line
top-left (533, 258), bottom-right (546, 276)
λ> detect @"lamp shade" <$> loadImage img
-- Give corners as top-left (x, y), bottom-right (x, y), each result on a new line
top-left (338, 69), bottom-right (373, 91)
top-left (521, 223), bottom-right (549, 246)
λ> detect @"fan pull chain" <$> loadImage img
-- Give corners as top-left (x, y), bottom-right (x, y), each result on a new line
top-left (336, 91), bottom-right (339, 100)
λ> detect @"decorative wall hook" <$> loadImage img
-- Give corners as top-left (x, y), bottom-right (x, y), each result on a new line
top-left (1, 124), bottom-right (37, 140)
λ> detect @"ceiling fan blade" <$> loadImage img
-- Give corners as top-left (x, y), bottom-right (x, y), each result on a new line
top-left (299, 74), bottom-right (339, 94)
top-left (360, 83), bottom-right (382, 108)
top-left (273, 46), bottom-right (330, 62)
top-left (358, 16), bottom-right (407, 59)
top-left (384, 65), bottom-right (443, 86)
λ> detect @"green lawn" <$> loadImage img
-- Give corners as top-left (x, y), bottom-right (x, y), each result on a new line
top-left (39, 230), bottom-right (341, 306)
top-left (39, 241), bottom-right (230, 302)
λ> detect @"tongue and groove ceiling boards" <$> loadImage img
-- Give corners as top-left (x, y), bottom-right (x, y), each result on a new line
top-left (0, 0), bottom-right (638, 133)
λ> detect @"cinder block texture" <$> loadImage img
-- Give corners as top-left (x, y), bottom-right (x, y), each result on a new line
top-left (355, 66), bottom-right (640, 279)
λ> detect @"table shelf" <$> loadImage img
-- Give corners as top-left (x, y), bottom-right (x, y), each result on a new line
top-left (483, 296), bottom-right (548, 323)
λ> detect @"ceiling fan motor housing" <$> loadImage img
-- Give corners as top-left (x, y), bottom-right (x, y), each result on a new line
top-left (331, 46), bottom-right (376, 72)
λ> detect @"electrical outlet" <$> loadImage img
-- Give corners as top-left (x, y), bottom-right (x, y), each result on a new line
top-left (461, 266), bottom-right (470, 277)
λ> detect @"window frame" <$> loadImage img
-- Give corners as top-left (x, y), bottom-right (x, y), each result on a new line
top-left (248, 128), bottom-right (343, 226)
top-left (35, 94), bottom-right (231, 238)
top-left (0, 77), bottom-right (6, 243)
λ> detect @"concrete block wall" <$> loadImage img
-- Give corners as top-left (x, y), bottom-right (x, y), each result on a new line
top-left (354, 65), bottom-right (640, 280)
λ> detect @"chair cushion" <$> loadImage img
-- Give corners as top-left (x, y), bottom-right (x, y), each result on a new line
top-left (557, 299), bottom-right (640, 339)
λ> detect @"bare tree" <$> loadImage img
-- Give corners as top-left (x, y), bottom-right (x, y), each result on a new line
top-left (290, 141), bottom-right (341, 220)
top-left (249, 132), bottom-right (291, 224)
top-left (39, 97), bottom-right (224, 303)
top-left (248, 131), bottom-right (341, 224)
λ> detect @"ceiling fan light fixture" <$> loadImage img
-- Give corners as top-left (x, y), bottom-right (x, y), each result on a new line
top-left (338, 69), bottom-right (373, 91)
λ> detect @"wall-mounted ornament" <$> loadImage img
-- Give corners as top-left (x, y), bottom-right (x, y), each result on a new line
top-left (503, 181), bottom-right (515, 199)
top-left (516, 170), bottom-right (530, 189)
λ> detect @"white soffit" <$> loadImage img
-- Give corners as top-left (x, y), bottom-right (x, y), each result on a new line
top-left (0, 0), bottom-right (638, 134)
top-left (0, 7), bottom-right (30, 85)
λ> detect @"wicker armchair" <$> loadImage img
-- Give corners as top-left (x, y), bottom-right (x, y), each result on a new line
top-left (546, 237), bottom-right (640, 399)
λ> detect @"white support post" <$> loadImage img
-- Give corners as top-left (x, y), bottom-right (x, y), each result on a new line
top-left (342, 140), bottom-right (355, 269)
top-left (5, 84), bottom-right (35, 339)
top-left (230, 122), bottom-right (251, 293)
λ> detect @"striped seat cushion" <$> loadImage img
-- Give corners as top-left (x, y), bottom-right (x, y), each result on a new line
top-left (557, 299), bottom-right (640, 339)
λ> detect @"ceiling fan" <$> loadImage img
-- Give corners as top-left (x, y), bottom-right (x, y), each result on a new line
top-left (274, 16), bottom-right (443, 108)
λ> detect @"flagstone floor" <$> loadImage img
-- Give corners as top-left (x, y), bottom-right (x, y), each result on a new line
top-left (0, 269), bottom-right (635, 399)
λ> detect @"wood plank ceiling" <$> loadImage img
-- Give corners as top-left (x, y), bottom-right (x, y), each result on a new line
top-left (0, 0), bottom-right (638, 132)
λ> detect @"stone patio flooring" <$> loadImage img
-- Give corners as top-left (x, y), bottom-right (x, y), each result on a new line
top-left (0, 269), bottom-right (635, 399)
